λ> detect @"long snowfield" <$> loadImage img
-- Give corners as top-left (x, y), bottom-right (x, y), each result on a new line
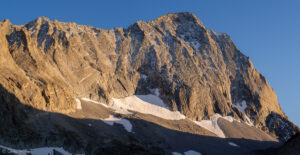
top-left (79, 91), bottom-right (248, 138)
top-left (112, 94), bottom-right (186, 120)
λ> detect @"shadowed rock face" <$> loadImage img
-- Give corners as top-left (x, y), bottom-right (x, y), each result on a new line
top-left (0, 12), bottom-right (298, 142)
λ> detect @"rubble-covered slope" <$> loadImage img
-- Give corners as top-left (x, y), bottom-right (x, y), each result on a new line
top-left (0, 12), bottom-right (298, 142)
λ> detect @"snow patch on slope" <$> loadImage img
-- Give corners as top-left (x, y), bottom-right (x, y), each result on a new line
top-left (193, 114), bottom-right (241, 138)
top-left (149, 88), bottom-right (160, 97)
top-left (194, 114), bottom-right (225, 138)
top-left (81, 96), bottom-right (251, 137)
top-left (112, 95), bottom-right (186, 120)
top-left (233, 100), bottom-right (254, 126)
top-left (194, 114), bottom-right (253, 138)
top-left (180, 35), bottom-right (201, 50)
top-left (222, 116), bottom-right (235, 123)
top-left (154, 88), bottom-right (160, 96)
top-left (102, 115), bottom-right (132, 132)
top-left (110, 103), bottom-right (133, 115)
top-left (81, 98), bottom-right (107, 107)
top-left (184, 150), bottom-right (202, 155)
top-left (81, 94), bottom-right (185, 121)
top-left (228, 142), bottom-right (240, 147)
top-left (234, 100), bottom-right (247, 114)
top-left (140, 74), bottom-right (148, 80)
top-left (244, 116), bottom-right (254, 126)
top-left (172, 150), bottom-right (202, 155)
top-left (0, 145), bottom-right (79, 155)
top-left (75, 98), bottom-right (82, 110)
top-left (136, 94), bottom-right (166, 108)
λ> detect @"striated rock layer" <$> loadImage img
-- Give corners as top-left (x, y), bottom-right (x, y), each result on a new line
top-left (0, 12), bottom-right (298, 142)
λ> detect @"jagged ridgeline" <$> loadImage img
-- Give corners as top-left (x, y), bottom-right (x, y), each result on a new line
top-left (0, 12), bottom-right (298, 148)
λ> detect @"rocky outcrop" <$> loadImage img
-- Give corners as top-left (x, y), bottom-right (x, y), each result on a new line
top-left (0, 12), bottom-right (298, 142)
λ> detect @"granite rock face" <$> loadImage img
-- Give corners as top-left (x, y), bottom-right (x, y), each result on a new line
top-left (0, 12), bottom-right (298, 142)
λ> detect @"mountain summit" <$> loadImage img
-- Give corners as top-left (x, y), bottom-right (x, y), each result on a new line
top-left (0, 12), bottom-right (298, 154)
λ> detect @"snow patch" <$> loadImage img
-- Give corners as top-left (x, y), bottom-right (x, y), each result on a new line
top-left (112, 95), bottom-right (185, 120)
top-left (244, 115), bottom-right (254, 126)
top-left (233, 101), bottom-right (253, 126)
top-left (81, 94), bottom-right (184, 120)
top-left (228, 142), bottom-right (240, 147)
top-left (102, 115), bottom-right (132, 132)
top-left (222, 116), bottom-right (235, 123)
top-left (154, 88), bottom-right (160, 96)
top-left (191, 41), bottom-right (201, 49)
top-left (81, 97), bottom-right (100, 104)
top-left (30, 147), bottom-right (74, 155)
top-left (149, 88), bottom-right (160, 96)
top-left (140, 74), bottom-right (148, 80)
top-left (194, 113), bottom-right (254, 137)
top-left (0, 145), bottom-right (29, 155)
top-left (180, 35), bottom-right (201, 50)
top-left (234, 100), bottom-right (247, 114)
top-left (75, 98), bottom-right (82, 110)
top-left (184, 150), bottom-right (202, 155)
top-left (0, 145), bottom-right (79, 155)
top-left (194, 114), bottom-right (225, 138)
top-left (82, 96), bottom-right (253, 136)
top-left (82, 96), bottom-right (252, 137)
top-left (81, 98), bottom-right (108, 108)
top-left (193, 114), bottom-right (247, 138)
top-left (110, 102), bottom-right (133, 115)
top-left (136, 94), bottom-right (166, 108)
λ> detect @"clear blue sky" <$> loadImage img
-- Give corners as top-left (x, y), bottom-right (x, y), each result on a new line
top-left (1, 0), bottom-right (299, 126)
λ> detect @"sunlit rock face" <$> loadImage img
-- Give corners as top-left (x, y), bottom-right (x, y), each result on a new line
top-left (0, 12), bottom-right (298, 142)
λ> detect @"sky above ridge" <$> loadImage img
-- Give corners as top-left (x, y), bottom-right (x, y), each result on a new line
top-left (1, 0), bottom-right (299, 126)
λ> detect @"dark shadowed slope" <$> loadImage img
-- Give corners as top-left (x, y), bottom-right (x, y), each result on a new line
top-left (263, 133), bottom-right (300, 155)
top-left (0, 84), bottom-right (282, 155)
